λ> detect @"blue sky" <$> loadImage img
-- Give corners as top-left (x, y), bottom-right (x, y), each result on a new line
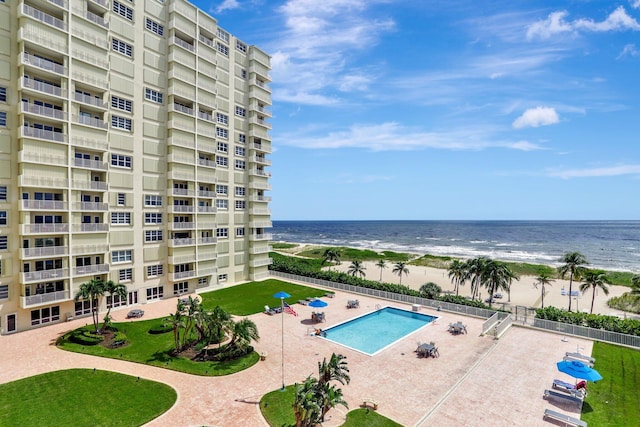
top-left (191, 0), bottom-right (640, 221)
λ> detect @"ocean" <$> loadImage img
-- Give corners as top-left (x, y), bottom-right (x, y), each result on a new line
top-left (271, 220), bottom-right (640, 273)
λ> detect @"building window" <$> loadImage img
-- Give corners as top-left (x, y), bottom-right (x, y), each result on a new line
top-left (0, 284), bottom-right (8, 300)
top-left (238, 134), bottom-right (246, 143)
top-left (112, 250), bottom-right (132, 263)
top-left (119, 268), bottom-right (133, 282)
top-left (216, 228), bottom-right (228, 238)
top-left (217, 142), bottom-right (228, 152)
top-left (235, 160), bottom-right (246, 170)
top-left (31, 306), bottom-right (60, 326)
top-left (215, 199), bottom-right (228, 209)
top-left (112, 38), bottom-right (133, 57)
top-left (145, 17), bottom-right (164, 36)
top-left (217, 28), bottom-right (229, 42)
top-left (235, 200), bottom-right (245, 210)
top-left (145, 88), bottom-right (163, 104)
top-left (216, 112), bottom-right (228, 125)
top-left (106, 293), bottom-right (127, 308)
top-left (111, 96), bottom-right (132, 112)
top-left (0, 86), bottom-right (6, 102)
top-left (146, 286), bottom-right (163, 301)
top-left (218, 273), bottom-right (228, 282)
top-left (111, 115), bottom-right (132, 130)
top-left (145, 195), bottom-right (163, 206)
top-left (235, 147), bottom-right (245, 156)
top-left (217, 42), bottom-right (229, 56)
top-left (145, 230), bottom-right (163, 242)
top-left (240, 69), bottom-right (247, 79)
top-left (0, 236), bottom-right (8, 250)
top-left (173, 281), bottom-right (189, 295)
top-left (111, 154), bottom-right (132, 168)
top-left (216, 128), bottom-right (228, 139)
top-left (216, 185), bottom-right (228, 195)
top-left (113, 1), bottom-right (134, 20)
top-left (111, 212), bottom-right (131, 225)
top-left (235, 106), bottom-right (246, 117)
top-left (236, 227), bottom-right (245, 237)
top-left (0, 186), bottom-right (6, 201)
top-left (147, 264), bottom-right (163, 277)
top-left (117, 193), bottom-right (126, 206)
top-left (235, 187), bottom-right (246, 196)
top-left (0, 112), bottom-right (6, 127)
top-left (145, 213), bottom-right (162, 224)
top-left (216, 156), bottom-right (228, 167)
top-left (236, 40), bottom-right (247, 53)
top-left (0, 211), bottom-right (6, 225)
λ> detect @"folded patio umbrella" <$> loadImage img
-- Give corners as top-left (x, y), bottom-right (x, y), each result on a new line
top-left (556, 360), bottom-right (603, 382)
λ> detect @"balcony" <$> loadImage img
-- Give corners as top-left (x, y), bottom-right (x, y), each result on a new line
top-left (168, 238), bottom-right (195, 247)
top-left (21, 199), bottom-right (67, 210)
top-left (198, 158), bottom-right (216, 168)
top-left (72, 223), bottom-right (109, 233)
top-left (171, 37), bottom-right (195, 52)
top-left (72, 49), bottom-right (108, 69)
top-left (20, 126), bottom-right (66, 143)
top-left (250, 257), bottom-right (273, 268)
top-left (196, 222), bottom-right (216, 230)
top-left (19, 175), bottom-right (68, 189)
top-left (20, 101), bottom-right (66, 120)
top-left (168, 171), bottom-right (195, 181)
top-left (22, 268), bottom-right (69, 283)
top-left (197, 206), bottom-right (216, 213)
top-left (74, 264), bottom-right (109, 276)
top-left (249, 233), bottom-right (272, 241)
top-left (22, 223), bottom-right (69, 234)
top-left (168, 137), bottom-right (195, 149)
top-left (22, 4), bottom-right (67, 31)
top-left (250, 102), bottom-right (271, 117)
top-left (250, 195), bottom-right (272, 202)
top-left (171, 103), bottom-right (194, 116)
top-left (249, 245), bottom-right (272, 255)
top-left (169, 205), bottom-right (194, 213)
top-left (198, 237), bottom-right (217, 245)
top-left (250, 168), bottom-right (272, 178)
top-left (197, 251), bottom-right (216, 261)
top-left (198, 34), bottom-right (214, 48)
top-left (73, 157), bottom-right (107, 170)
top-left (198, 190), bottom-right (216, 198)
top-left (169, 222), bottom-right (195, 230)
top-left (89, 0), bottom-right (108, 9)
top-left (250, 220), bottom-right (273, 229)
top-left (72, 180), bottom-right (108, 191)
top-left (22, 52), bottom-right (66, 76)
top-left (22, 76), bottom-right (64, 98)
top-left (71, 136), bottom-right (109, 151)
top-left (74, 92), bottom-right (106, 108)
top-left (72, 202), bottom-right (108, 211)
top-left (197, 267), bottom-right (217, 276)
top-left (74, 114), bottom-right (108, 129)
top-left (84, 10), bottom-right (108, 28)
top-left (22, 246), bottom-right (68, 259)
top-left (168, 153), bottom-right (195, 165)
top-left (168, 255), bottom-right (194, 265)
top-left (250, 155), bottom-right (272, 166)
top-left (170, 187), bottom-right (195, 197)
top-left (198, 111), bottom-right (213, 122)
top-left (170, 270), bottom-right (196, 280)
top-left (21, 290), bottom-right (70, 309)
top-left (249, 208), bottom-right (272, 215)
top-left (71, 244), bottom-right (109, 255)
top-left (250, 116), bottom-right (272, 129)
top-left (248, 180), bottom-right (272, 191)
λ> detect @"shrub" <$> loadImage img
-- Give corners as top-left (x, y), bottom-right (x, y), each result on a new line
top-left (148, 323), bottom-right (173, 334)
top-left (535, 306), bottom-right (640, 336)
top-left (69, 329), bottom-right (104, 346)
top-left (202, 345), bottom-right (254, 361)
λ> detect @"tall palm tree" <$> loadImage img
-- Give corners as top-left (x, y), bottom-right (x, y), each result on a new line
top-left (163, 310), bottom-right (185, 352)
top-left (102, 280), bottom-right (127, 331)
top-left (321, 249), bottom-right (341, 270)
top-left (347, 260), bottom-right (366, 278)
top-left (318, 381), bottom-right (348, 422)
top-left (228, 318), bottom-right (260, 351)
top-left (533, 273), bottom-right (554, 308)
top-left (74, 278), bottom-right (106, 333)
top-left (318, 353), bottom-right (350, 386)
top-left (466, 257), bottom-right (488, 301)
top-left (206, 305), bottom-right (232, 346)
top-left (558, 252), bottom-right (588, 312)
top-left (375, 259), bottom-right (387, 282)
top-left (579, 270), bottom-right (610, 314)
top-left (447, 259), bottom-right (467, 296)
top-left (293, 377), bottom-right (321, 427)
top-left (392, 261), bottom-right (409, 286)
top-left (482, 259), bottom-right (518, 308)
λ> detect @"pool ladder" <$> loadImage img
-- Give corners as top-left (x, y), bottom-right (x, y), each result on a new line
top-left (375, 304), bottom-right (382, 310)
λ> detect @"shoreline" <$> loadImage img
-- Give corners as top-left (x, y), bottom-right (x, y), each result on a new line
top-left (275, 241), bottom-right (637, 318)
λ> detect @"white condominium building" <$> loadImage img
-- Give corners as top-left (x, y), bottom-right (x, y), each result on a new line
top-left (0, 0), bottom-right (273, 334)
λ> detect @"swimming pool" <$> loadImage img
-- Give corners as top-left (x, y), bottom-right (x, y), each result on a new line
top-left (323, 307), bottom-right (437, 355)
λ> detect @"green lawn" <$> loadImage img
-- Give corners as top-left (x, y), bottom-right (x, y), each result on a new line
top-left (199, 279), bottom-right (331, 315)
top-left (57, 318), bottom-right (259, 376)
top-left (582, 341), bottom-right (640, 426)
top-left (0, 369), bottom-right (176, 426)
top-left (260, 386), bottom-right (402, 427)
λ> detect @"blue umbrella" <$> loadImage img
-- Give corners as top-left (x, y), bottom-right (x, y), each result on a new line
top-left (557, 360), bottom-right (603, 382)
top-left (308, 299), bottom-right (328, 308)
top-left (273, 291), bottom-right (291, 299)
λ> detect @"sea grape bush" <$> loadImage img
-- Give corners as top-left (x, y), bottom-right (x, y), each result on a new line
top-left (535, 306), bottom-right (640, 336)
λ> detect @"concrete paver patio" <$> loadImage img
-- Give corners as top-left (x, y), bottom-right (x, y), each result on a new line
top-left (0, 289), bottom-right (592, 426)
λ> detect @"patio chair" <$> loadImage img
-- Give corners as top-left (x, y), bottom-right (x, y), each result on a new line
top-left (431, 346), bottom-right (439, 358)
top-left (298, 299), bottom-right (309, 305)
top-left (264, 305), bottom-right (277, 315)
top-left (347, 300), bottom-right (359, 309)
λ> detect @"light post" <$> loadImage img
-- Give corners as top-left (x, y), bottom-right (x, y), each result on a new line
top-left (273, 291), bottom-right (291, 390)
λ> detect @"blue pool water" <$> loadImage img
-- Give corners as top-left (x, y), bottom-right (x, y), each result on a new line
top-left (323, 307), bottom-right (437, 355)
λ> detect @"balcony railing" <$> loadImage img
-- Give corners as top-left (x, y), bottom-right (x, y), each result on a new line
top-left (21, 101), bottom-right (66, 120)
top-left (198, 35), bottom-right (214, 48)
top-left (169, 205), bottom-right (194, 213)
top-left (250, 155), bottom-right (272, 165)
top-left (72, 49), bottom-right (108, 69)
top-left (169, 222), bottom-right (195, 230)
top-left (250, 169), bottom-right (272, 177)
top-left (85, 10), bottom-right (108, 28)
top-left (21, 199), bottom-right (67, 210)
top-left (198, 111), bottom-right (213, 121)
top-left (198, 237), bottom-right (217, 245)
top-left (196, 222), bottom-right (216, 229)
top-left (170, 270), bottom-right (196, 280)
top-left (171, 188), bottom-right (195, 197)
top-left (74, 264), bottom-right (109, 276)
top-left (172, 37), bottom-right (195, 52)
top-left (198, 159), bottom-right (216, 168)
top-left (73, 157), bottom-right (107, 170)
top-left (22, 268), bottom-right (69, 283)
top-left (22, 223), bottom-right (69, 234)
top-left (22, 246), bottom-right (68, 259)
top-left (21, 290), bottom-right (70, 308)
top-left (172, 103), bottom-right (194, 115)
top-left (250, 195), bottom-right (272, 202)
top-left (168, 238), bottom-right (195, 247)
top-left (74, 115), bottom-right (108, 129)
top-left (22, 52), bottom-right (66, 75)
top-left (19, 175), bottom-right (68, 188)
top-left (250, 233), bottom-right (272, 241)
top-left (23, 4), bottom-right (67, 30)
top-left (250, 258), bottom-right (273, 268)
top-left (21, 126), bottom-right (66, 143)
top-left (72, 223), bottom-right (109, 232)
top-left (72, 180), bottom-right (108, 191)
top-left (249, 245), bottom-right (273, 255)
top-left (74, 92), bottom-right (105, 108)
top-left (197, 206), bottom-right (216, 213)
top-left (71, 136), bottom-right (109, 151)
top-left (71, 244), bottom-right (109, 255)
top-left (90, 0), bottom-right (108, 8)
top-left (73, 202), bottom-right (108, 211)
top-left (250, 116), bottom-right (272, 129)
top-left (198, 190), bottom-right (216, 198)
top-left (23, 76), bottom-right (63, 97)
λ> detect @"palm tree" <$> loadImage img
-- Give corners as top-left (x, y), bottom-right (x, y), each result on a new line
top-left (419, 282), bottom-right (442, 299)
top-left (447, 259), bottom-right (467, 296)
top-left (347, 260), bottom-right (366, 278)
top-left (228, 318), bottom-right (260, 351)
top-left (321, 249), bottom-right (341, 270)
top-left (466, 257), bottom-right (488, 301)
top-left (293, 377), bottom-right (321, 427)
top-left (392, 261), bottom-right (409, 286)
top-left (375, 259), bottom-right (387, 282)
top-left (74, 278), bottom-right (106, 333)
top-left (533, 273), bottom-right (554, 308)
top-left (164, 310), bottom-right (185, 352)
top-left (482, 260), bottom-right (518, 308)
top-left (558, 252), bottom-right (588, 312)
top-left (318, 353), bottom-right (350, 387)
top-left (631, 274), bottom-right (640, 294)
top-left (206, 305), bottom-right (232, 346)
top-left (181, 296), bottom-right (202, 349)
top-left (579, 270), bottom-right (610, 314)
top-left (318, 381), bottom-right (348, 422)
top-left (102, 280), bottom-right (127, 331)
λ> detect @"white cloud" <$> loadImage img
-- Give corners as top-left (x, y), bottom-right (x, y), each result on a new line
top-left (276, 122), bottom-right (544, 152)
top-left (215, 0), bottom-right (240, 13)
top-left (512, 107), bottom-right (560, 128)
top-left (617, 43), bottom-right (639, 58)
top-left (632, 0), bottom-right (640, 9)
top-left (548, 164), bottom-right (640, 179)
top-left (527, 7), bottom-right (640, 40)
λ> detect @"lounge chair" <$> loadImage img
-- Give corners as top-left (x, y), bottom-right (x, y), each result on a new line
top-left (565, 352), bottom-right (596, 364)
top-left (264, 305), bottom-right (281, 315)
top-left (563, 355), bottom-right (594, 367)
top-left (298, 299), bottom-right (309, 306)
top-left (543, 409), bottom-right (587, 427)
top-left (553, 379), bottom-right (587, 396)
top-left (543, 389), bottom-right (583, 407)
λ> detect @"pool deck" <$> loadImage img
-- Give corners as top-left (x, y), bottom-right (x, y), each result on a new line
top-left (0, 289), bottom-right (592, 426)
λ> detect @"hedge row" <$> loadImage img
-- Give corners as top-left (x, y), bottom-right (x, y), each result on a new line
top-left (535, 306), bottom-right (640, 336)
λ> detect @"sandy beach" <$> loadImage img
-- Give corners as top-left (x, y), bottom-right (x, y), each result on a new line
top-left (280, 244), bottom-right (635, 318)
